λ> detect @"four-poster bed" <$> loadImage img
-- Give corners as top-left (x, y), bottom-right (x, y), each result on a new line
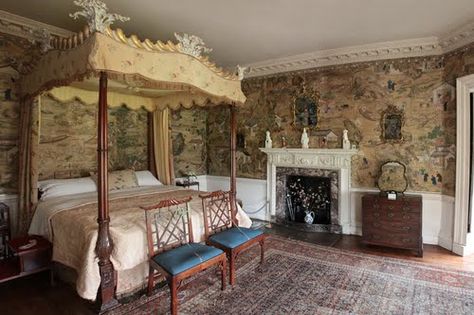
top-left (17, 1), bottom-right (247, 311)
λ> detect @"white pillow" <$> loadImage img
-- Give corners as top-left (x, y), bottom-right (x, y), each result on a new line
top-left (38, 177), bottom-right (97, 200)
top-left (135, 170), bottom-right (163, 186)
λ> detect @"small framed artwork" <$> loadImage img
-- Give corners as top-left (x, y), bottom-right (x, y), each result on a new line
top-left (292, 88), bottom-right (319, 130)
top-left (381, 105), bottom-right (404, 143)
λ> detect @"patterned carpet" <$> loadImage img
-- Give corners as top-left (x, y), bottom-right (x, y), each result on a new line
top-left (109, 236), bottom-right (474, 314)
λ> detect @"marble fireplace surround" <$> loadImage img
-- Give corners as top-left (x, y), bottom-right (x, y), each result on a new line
top-left (260, 148), bottom-right (358, 234)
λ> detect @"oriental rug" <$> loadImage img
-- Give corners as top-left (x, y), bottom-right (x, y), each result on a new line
top-left (108, 236), bottom-right (474, 315)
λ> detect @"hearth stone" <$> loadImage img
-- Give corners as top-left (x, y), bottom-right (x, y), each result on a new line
top-left (280, 220), bottom-right (342, 233)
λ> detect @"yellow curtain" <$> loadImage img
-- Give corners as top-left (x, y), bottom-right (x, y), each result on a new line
top-left (17, 96), bottom-right (40, 235)
top-left (152, 109), bottom-right (174, 185)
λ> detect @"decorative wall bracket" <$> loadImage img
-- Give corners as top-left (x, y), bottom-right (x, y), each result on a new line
top-left (69, 0), bottom-right (130, 33)
top-left (174, 32), bottom-right (213, 58)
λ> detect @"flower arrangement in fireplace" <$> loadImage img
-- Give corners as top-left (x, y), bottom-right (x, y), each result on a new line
top-left (287, 178), bottom-right (331, 223)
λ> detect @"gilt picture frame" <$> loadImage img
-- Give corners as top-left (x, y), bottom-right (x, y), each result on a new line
top-left (292, 89), bottom-right (319, 130)
top-left (381, 105), bottom-right (404, 143)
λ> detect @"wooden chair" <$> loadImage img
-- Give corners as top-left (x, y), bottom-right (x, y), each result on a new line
top-left (200, 191), bottom-right (266, 285)
top-left (0, 203), bottom-right (11, 260)
top-left (142, 197), bottom-right (227, 315)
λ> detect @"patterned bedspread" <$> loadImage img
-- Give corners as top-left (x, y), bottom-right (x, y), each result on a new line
top-left (28, 186), bottom-right (252, 300)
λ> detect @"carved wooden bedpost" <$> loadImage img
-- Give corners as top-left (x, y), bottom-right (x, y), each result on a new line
top-left (230, 105), bottom-right (237, 218)
top-left (96, 71), bottom-right (118, 311)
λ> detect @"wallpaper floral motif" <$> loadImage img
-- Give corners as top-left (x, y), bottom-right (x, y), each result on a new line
top-left (207, 45), bottom-right (474, 196)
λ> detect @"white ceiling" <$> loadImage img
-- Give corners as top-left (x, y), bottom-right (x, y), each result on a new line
top-left (1, 0), bottom-right (474, 68)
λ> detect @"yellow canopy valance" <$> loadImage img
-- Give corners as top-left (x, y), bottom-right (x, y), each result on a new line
top-left (20, 30), bottom-right (246, 108)
top-left (46, 86), bottom-right (157, 111)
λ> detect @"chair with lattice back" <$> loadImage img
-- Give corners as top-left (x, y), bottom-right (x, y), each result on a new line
top-left (200, 190), bottom-right (266, 285)
top-left (0, 202), bottom-right (11, 259)
top-left (142, 196), bottom-right (227, 315)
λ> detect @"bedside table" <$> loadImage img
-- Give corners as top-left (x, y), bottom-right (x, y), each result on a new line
top-left (0, 235), bottom-right (53, 284)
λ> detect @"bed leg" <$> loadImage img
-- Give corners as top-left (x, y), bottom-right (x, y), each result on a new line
top-left (50, 267), bottom-right (55, 286)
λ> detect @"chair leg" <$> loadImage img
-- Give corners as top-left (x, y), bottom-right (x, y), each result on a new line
top-left (220, 258), bottom-right (227, 291)
top-left (259, 237), bottom-right (265, 264)
top-left (170, 278), bottom-right (178, 315)
top-left (229, 252), bottom-right (236, 286)
top-left (147, 266), bottom-right (154, 296)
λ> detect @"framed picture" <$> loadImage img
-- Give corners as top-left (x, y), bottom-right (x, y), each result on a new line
top-left (381, 105), bottom-right (404, 142)
top-left (292, 93), bottom-right (319, 130)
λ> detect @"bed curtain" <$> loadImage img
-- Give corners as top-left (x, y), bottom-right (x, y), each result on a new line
top-left (150, 108), bottom-right (174, 185)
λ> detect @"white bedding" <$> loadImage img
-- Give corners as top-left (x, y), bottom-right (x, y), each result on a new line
top-left (28, 186), bottom-right (252, 300)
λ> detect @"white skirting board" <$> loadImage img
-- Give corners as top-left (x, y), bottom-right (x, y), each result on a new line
top-left (203, 176), bottom-right (455, 251)
top-left (205, 175), bottom-right (268, 220)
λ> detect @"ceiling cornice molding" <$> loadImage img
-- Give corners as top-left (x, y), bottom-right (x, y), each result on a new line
top-left (439, 20), bottom-right (474, 53)
top-left (245, 20), bottom-right (474, 78)
top-left (0, 9), bottom-right (73, 40)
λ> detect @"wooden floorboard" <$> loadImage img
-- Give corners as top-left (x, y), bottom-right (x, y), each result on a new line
top-left (1, 225), bottom-right (473, 315)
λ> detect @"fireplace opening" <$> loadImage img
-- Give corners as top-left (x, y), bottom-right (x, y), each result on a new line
top-left (286, 175), bottom-right (331, 225)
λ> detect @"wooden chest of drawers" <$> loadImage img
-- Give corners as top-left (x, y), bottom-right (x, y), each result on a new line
top-left (362, 193), bottom-right (423, 257)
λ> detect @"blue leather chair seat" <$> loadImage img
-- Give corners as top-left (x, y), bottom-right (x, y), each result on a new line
top-left (152, 243), bottom-right (223, 275)
top-left (209, 227), bottom-right (263, 249)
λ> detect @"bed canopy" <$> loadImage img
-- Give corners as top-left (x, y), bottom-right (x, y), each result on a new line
top-left (17, 0), bottom-right (245, 310)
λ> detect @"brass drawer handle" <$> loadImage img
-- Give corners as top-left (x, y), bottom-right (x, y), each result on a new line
top-left (403, 226), bottom-right (411, 231)
top-left (403, 215), bottom-right (411, 219)
top-left (388, 205), bottom-right (394, 210)
top-left (373, 222), bottom-right (380, 228)
top-left (373, 212), bottom-right (380, 217)
top-left (402, 238), bottom-right (412, 243)
top-left (387, 212), bottom-right (395, 218)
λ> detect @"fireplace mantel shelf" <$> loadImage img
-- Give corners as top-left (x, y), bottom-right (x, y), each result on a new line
top-left (259, 147), bottom-right (359, 170)
top-left (260, 148), bottom-right (358, 155)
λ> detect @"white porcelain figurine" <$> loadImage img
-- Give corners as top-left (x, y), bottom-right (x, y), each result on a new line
top-left (342, 129), bottom-right (351, 149)
top-left (301, 128), bottom-right (309, 149)
top-left (265, 130), bottom-right (273, 148)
